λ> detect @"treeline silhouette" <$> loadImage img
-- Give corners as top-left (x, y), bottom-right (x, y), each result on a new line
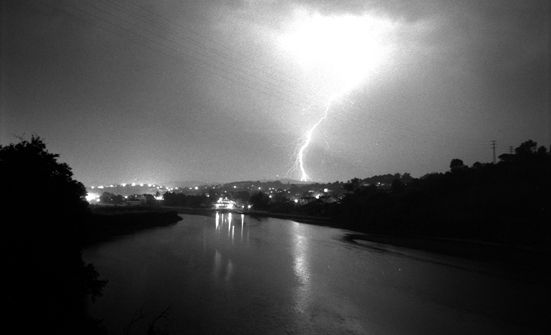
top-left (163, 192), bottom-right (210, 208)
top-left (337, 140), bottom-right (551, 247)
top-left (2, 136), bottom-right (183, 334)
top-left (236, 140), bottom-right (550, 249)
top-left (2, 136), bottom-right (106, 334)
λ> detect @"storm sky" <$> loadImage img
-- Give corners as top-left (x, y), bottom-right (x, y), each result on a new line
top-left (1, 0), bottom-right (550, 185)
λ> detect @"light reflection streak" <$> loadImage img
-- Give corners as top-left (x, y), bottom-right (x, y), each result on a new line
top-left (213, 249), bottom-right (221, 278)
top-left (211, 213), bottom-right (248, 284)
top-left (225, 260), bottom-right (234, 282)
top-left (241, 214), bottom-right (244, 241)
top-left (291, 222), bottom-right (311, 313)
top-left (213, 212), bottom-right (250, 246)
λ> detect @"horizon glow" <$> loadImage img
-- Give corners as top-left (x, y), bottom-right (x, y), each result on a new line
top-left (279, 9), bottom-right (397, 181)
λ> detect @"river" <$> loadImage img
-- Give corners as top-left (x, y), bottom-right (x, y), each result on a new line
top-left (83, 213), bottom-right (548, 334)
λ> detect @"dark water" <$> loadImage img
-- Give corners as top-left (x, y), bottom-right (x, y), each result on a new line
top-left (83, 213), bottom-right (547, 334)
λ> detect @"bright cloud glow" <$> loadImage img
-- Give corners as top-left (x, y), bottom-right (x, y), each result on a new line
top-left (278, 9), bottom-right (399, 181)
top-left (278, 9), bottom-right (397, 97)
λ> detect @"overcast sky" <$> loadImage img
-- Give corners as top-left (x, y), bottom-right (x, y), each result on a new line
top-left (1, 0), bottom-right (550, 185)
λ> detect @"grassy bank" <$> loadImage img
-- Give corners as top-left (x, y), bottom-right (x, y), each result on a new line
top-left (84, 206), bottom-right (182, 246)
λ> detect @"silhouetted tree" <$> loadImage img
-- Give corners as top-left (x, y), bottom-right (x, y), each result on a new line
top-left (334, 139), bottom-right (551, 247)
top-left (401, 172), bottom-right (414, 184)
top-left (249, 191), bottom-right (270, 210)
top-left (100, 192), bottom-right (124, 204)
top-left (515, 139), bottom-right (537, 156)
top-left (343, 178), bottom-right (361, 192)
top-left (449, 158), bottom-right (465, 172)
top-left (391, 178), bottom-right (406, 193)
top-left (536, 145), bottom-right (547, 156)
top-left (1, 136), bottom-right (105, 334)
top-left (163, 192), bottom-right (209, 207)
top-left (232, 190), bottom-right (251, 203)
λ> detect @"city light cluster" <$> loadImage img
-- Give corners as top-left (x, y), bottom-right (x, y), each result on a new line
top-left (85, 192), bottom-right (100, 203)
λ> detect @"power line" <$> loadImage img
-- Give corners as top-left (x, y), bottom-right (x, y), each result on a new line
top-left (37, 0), bottom-right (313, 119)
top-left (100, 0), bottom-right (302, 90)
top-left (491, 140), bottom-right (496, 163)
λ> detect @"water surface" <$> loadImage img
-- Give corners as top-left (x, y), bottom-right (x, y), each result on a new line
top-left (84, 213), bottom-right (547, 334)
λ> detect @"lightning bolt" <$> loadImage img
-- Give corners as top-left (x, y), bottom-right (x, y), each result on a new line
top-left (296, 98), bottom-right (336, 182)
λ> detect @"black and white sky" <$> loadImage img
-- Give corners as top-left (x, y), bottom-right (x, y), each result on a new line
top-left (1, 0), bottom-right (550, 185)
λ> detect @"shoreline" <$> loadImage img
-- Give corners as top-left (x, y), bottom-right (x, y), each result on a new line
top-left (174, 207), bottom-right (551, 271)
top-left (86, 205), bottom-right (549, 274)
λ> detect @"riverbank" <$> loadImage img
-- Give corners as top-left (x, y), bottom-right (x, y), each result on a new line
top-left (240, 210), bottom-right (551, 271)
top-left (84, 206), bottom-right (182, 246)
top-left (343, 232), bottom-right (551, 281)
top-left (88, 205), bottom-right (550, 273)
top-left (185, 206), bottom-right (551, 272)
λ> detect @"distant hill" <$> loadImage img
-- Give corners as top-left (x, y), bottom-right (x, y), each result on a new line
top-left (163, 180), bottom-right (217, 188)
top-left (262, 178), bottom-right (311, 185)
top-left (220, 178), bottom-right (315, 186)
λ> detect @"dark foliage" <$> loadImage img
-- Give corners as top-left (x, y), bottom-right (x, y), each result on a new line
top-left (163, 192), bottom-right (210, 207)
top-left (100, 192), bottom-right (124, 204)
top-left (1, 136), bottom-right (106, 334)
top-left (337, 140), bottom-right (551, 248)
top-left (249, 191), bottom-right (270, 210)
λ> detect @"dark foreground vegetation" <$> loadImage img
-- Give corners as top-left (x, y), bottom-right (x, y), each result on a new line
top-left (337, 140), bottom-right (551, 249)
top-left (2, 137), bottom-right (106, 334)
top-left (1, 137), bottom-right (180, 334)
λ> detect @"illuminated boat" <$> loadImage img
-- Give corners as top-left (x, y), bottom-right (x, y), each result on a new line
top-left (213, 197), bottom-right (236, 211)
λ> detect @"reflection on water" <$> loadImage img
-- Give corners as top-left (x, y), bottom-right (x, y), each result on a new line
top-left (212, 212), bottom-right (248, 283)
top-left (291, 221), bottom-right (311, 314)
top-left (214, 211), bottom-right (249, 244)
top-left (84, 214), bottom-right (548, 335)
top-left (213, 249), bottom-right (221, 278)
top-left (241, 214), bottom-right (244, 240)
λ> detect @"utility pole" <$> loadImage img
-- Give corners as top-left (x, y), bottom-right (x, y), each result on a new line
top-left (509, 146), bottom-right (513, 154)
top-left (491, 140), bottom-right (496, 163)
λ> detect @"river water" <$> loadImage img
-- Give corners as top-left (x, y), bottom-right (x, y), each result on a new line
top-left (83, 213), bottom-right (547, 334)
